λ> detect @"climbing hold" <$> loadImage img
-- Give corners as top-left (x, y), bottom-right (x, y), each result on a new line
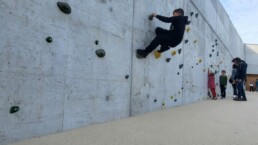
top-left (181, 87), bottom-right (184, 90)
top-left (192, 66), bottom-right (194, 68)
top-left (209, 54), bottom-right (212, 57)
top-left (178, 49), bottom-right (182, 54)
top-left (179, 64), bottom-right (184, 69)
top-left (148, 14), bottom-right (154, 20)
top-left (109, 7), bottom-right (113, 12)
top-left (166, 58), bottom-right (171, 62)
top-left (195, 13), bottom-right (199, 18)
top-left (185, 40), bottom-right (189, 44)
top-left (198, 59), bottom-right (202, 63)
top-left (210, 65), bottom-right (213, 68)
top-left (190, 12), bottom-right (194, 16)
top-left (95, 40), bottom-right (99, 45)
top-left (186, 27), bottom-right (190, 33)
top-left (217, 52), bottom-right (219, 56)
top-left (95, 49), bottom-right (105, 58)
top-left (105, 96), bottom-right (110, 101)
top-left (171, 50), bottom-right (177, 56)
top-left (196, 63), bottom-right (199, 65)
top-left (178, 91), bottom-right (181, 94)
top-left (215, 39), bottom-right (217, 42)
top-left (154, 50), bottom-right (161, 59)
top-left (186, 21), bottom-right (191, 25)
top-left (177, 72), bottom-right (180, 75)
top-left (46, 36), bottom-right (52, 43)
top-left (212, 49), bottom-right (215, 52)
top-left (171, 96), bottom-right (174, 99)
top-left (10, 106), bottom-right (19, 114)
top-left (186, 81), bottom-right (189, 83)
top-left (203, 68), bottom-right (206, 72)
top-left (146, 94), bottom-right (150, 99)
top-left (125, 75), bottom-right (129, 79)
top-left (215, 43), bottom-right (218, 46)
top-left (194, 40), bottom-right (198, 44)
top-left (154, 99), bottom-right (157, 103)
top-left (212, 45), bottom-right (215, 48)
top-left (215, 70), bottom-right (218, 74)
top-left (216, 83), bottom-right (218, 86)
top-left (174, 99), bottom-right (177, 102)
top-left (162, 102), bottom-right (165, 106)
top-left (57, 2), bottom-right (71, 14)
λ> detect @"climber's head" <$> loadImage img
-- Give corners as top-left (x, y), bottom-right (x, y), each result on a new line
top-left (173, 8), bottom-right (184, 16)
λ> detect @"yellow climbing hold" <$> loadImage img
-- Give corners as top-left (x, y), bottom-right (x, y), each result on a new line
top-left (171, 50), bottom-right (177, 56)
top-left (186, 27), bottom-right (190, 33)
top-left (154, 50), bottom-right (161, 59)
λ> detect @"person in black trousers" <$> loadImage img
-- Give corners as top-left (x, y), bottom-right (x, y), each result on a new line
top-left (229, 64), bottom-right (238, 98)
top-left (136, 8), bottom-right (189, 58)
top-left (233, 57), bottom-right (248, 101)
top-left (219, 70), bottom-right (228, 99)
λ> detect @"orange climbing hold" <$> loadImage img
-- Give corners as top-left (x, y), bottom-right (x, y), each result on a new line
top-left (154, 50), bottom-right (161, 59)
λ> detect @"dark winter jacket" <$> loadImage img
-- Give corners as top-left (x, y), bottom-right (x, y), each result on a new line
top-left (236, 61), bottom-right (248, 80)
top-left (156, 15), bottom-right (188, 43)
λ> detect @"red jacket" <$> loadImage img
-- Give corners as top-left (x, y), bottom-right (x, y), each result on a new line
top-left (208, 73), bottom-right (216, 89)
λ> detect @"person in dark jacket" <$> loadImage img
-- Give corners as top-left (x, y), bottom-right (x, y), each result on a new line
top-left (233, 57), bottom-right (248, 101)
top-left (136, 8), bottom-right (189, 58)
top-left (219, 70), bottom-right (228, 99)
top-left (229, 64), bottom-right (238, 98)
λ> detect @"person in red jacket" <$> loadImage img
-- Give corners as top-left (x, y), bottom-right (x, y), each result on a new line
top-left (208, 70), bottom-right (217, 100)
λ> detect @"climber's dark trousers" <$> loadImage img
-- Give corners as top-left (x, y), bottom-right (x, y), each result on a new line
top-left (145, 27), bottom-right (174, 54)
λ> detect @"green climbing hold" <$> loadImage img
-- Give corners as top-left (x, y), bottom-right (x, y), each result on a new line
top-left (171, 96), bottom-right (174, 99)
top-left (179, 64), bottom-right (184, 69)
top-left (162, 102), bottom-right (165, 106)
top-left (46, 36), bottom-right (52, 43)
top-left (95, 49), bottom-right (105, 58)
top-left (57, 2), bottom-right (71, 14)
top-left (10, 106), bottom-right (19, 114)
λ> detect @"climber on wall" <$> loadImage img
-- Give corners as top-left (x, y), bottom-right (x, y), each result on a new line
top-left (136, 8), bottom-right (189, 59)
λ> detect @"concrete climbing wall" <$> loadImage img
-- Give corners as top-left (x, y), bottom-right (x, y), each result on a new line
top-left (0, 0), bottom-right (245, 144)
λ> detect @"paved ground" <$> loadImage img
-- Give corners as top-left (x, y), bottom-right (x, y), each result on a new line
top-left (10, 92), bottom-right (258, 145)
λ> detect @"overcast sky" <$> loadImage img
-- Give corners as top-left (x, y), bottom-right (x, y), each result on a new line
top-left (220, 0), bottom-right (258, 44)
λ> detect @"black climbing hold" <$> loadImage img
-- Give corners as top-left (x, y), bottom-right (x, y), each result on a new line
top-left (212, 45), bottom-right (215, 47)
top-left (216, 83), bottom-right (218, 86)
top-left (181, 87), bottom-right (184, 90)
top-left (146, 94), bottom-right (150, 99)
top-left (179, 64), bottom-right (184, 69)
top-left (154, 99), bottom-right (157, 103)
top-left (178, 49), bottom-right (182, 54)
top-left (109, 7), bottom-right (113, 12)
top-left (217, 52), bottom-right (219, 56)
top-left (46, 36), bottom-right (52, 43)
top-left (209, 54), bottom-right (212, 57)
top-left (10, 106), bottom-right (19, 114)
top-left (174, 99), bottom-right (177, 102)
top-left (57, 2), bottom-right (71, 14)
top-left (95, 49), bottom-right (105, 58)
top-left (125, 75), bottom-right (129, 79)
top-left (215, 39), bottom-right (217, 42)
top-left (210, 65), bottom-right (213, 68)
top-left (166, 58), bottom-right (171, 62)
top-left (105, 96), bottom-right (110, 101)
top-left (215, 70), bottom-right (218, 74)
top-left (215, 43), bottom-right (218, 46)
top-left (185, 40), bottom-right (189, 44)
top-left (212, 49), bottom-right (215, 52)
top-left (190, 12), bottom-right (194, 16)
top-left (177, 72), bottom-right (180, 75)
top-left (95, 40), bottom-right (99, 45)
top-left (186, 21), bottom-right (191, 25)
top-left (192, 66), bottom-right (194, 68)
top-left (195, 13), bottom-right (199, 18)
top-left (196, 63), bottom-right (199, 65)
top-left (148, 14), bottom-right (154, 20)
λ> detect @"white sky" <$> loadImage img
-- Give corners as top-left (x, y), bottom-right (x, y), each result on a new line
top-left (220, 0), bottom-right (258, 44)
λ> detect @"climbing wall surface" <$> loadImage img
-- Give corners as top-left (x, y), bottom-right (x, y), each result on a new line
top-left (0, 0), bottom-right (244, 144)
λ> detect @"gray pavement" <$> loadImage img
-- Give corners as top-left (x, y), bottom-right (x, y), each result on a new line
top-left (10, 92), bottom-right (258, 145)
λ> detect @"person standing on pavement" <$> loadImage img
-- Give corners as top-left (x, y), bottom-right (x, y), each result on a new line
top-left (219, 70), bottom-right (228, 99)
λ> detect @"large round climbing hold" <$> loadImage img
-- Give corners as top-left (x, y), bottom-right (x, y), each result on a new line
top-left (57, 2), bottom-right (71, 14)
top-left (95, 49), bottom-right (105, 58)
top-left (10, 106), bottom-right (19, 114)
top-left (46, 36), bottom-right (53, 43)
